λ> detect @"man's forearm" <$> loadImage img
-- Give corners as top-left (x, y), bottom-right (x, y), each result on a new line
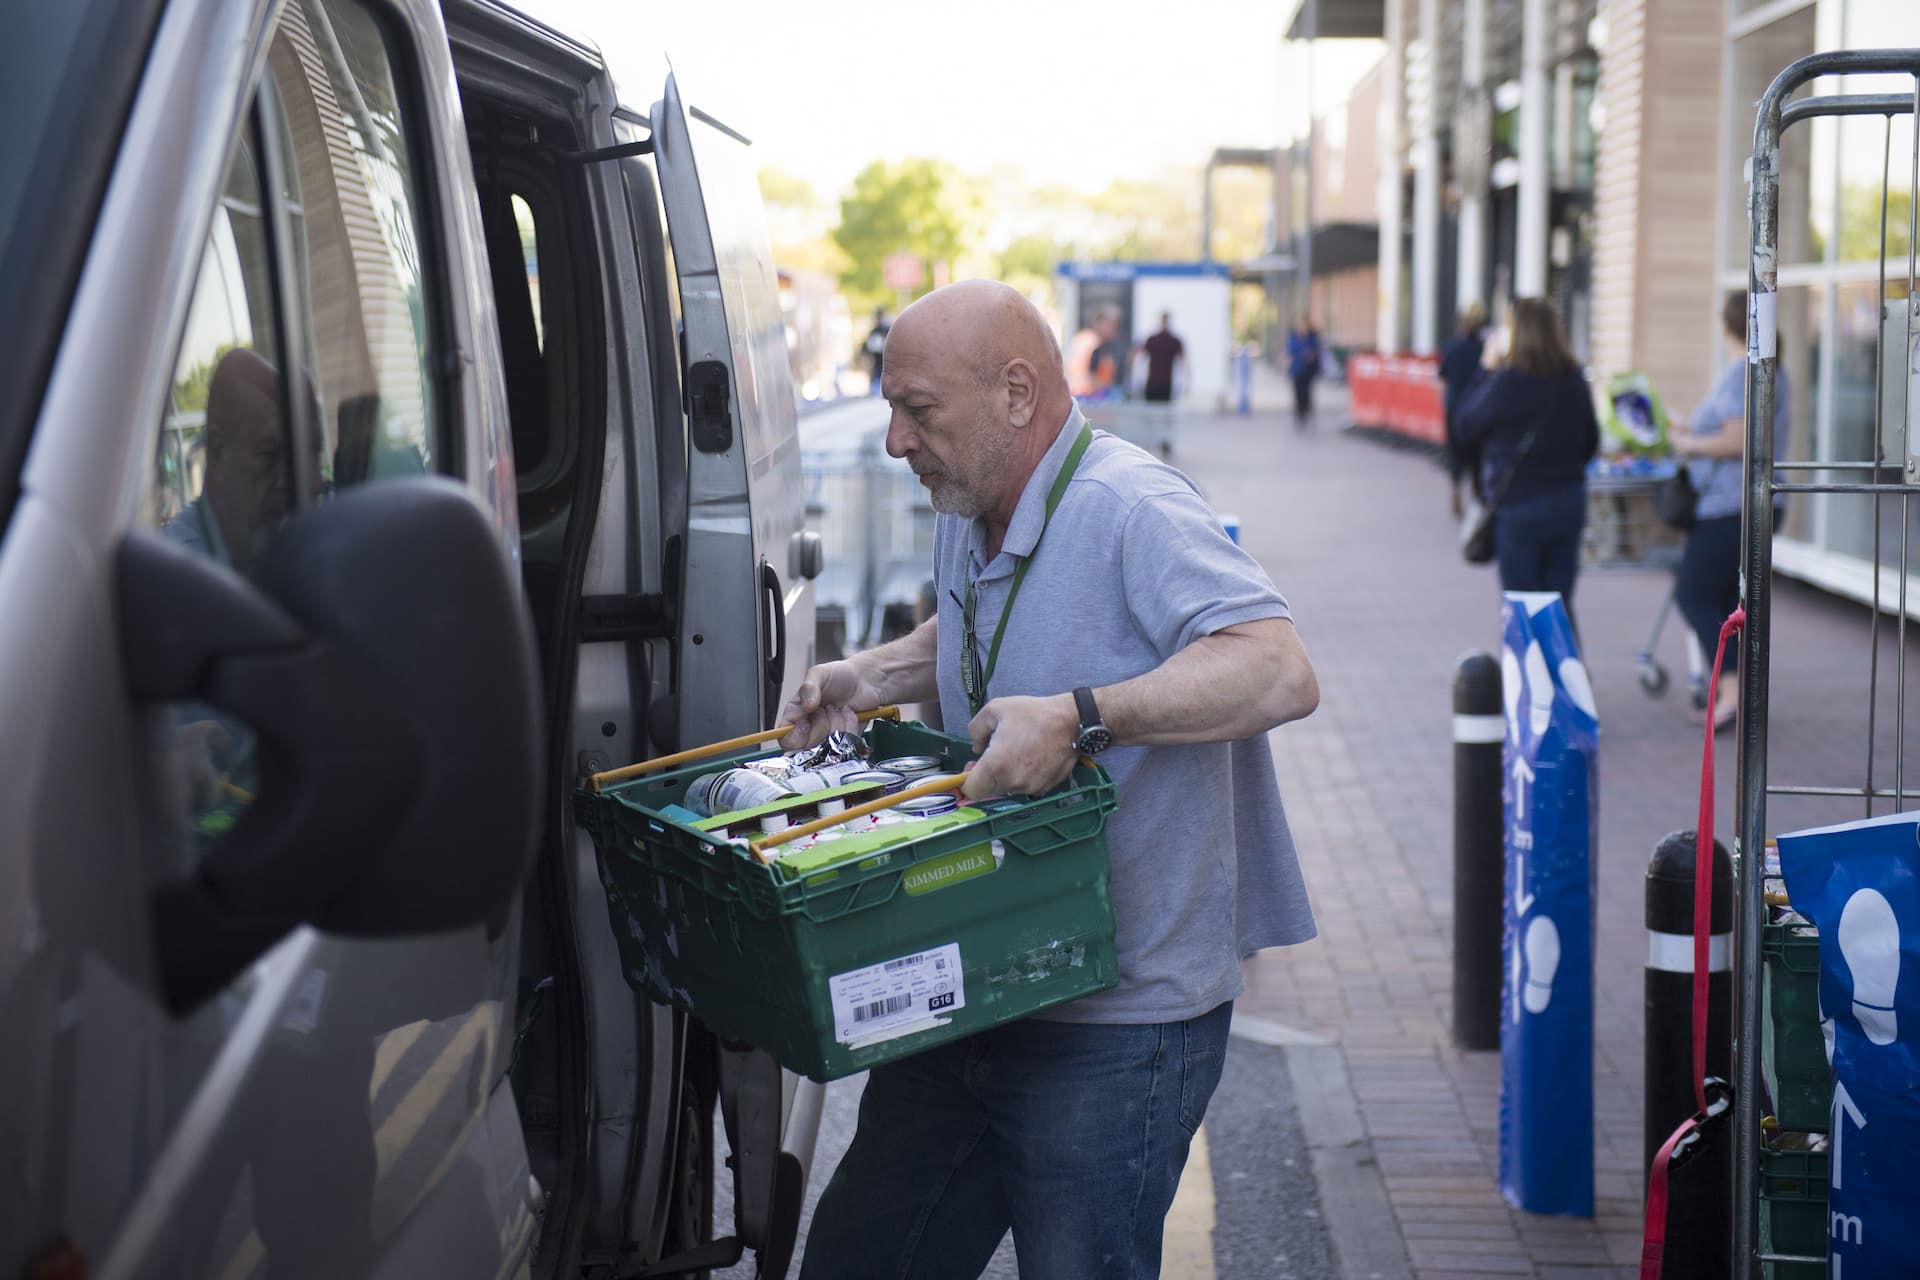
top-left (847, 615), bottom-right (941, 705)
top-left (1097, 618), bottom-right (1318, 746)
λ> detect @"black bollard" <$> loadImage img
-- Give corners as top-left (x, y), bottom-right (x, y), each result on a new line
top-left (1644, 829), bottom-right (1733, 1280)
top-left (1452, 650), bottom-right (1504, 1052)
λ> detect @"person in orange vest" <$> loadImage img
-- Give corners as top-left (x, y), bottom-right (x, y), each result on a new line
top-left (1066, 305), bottom-right (1121, 398)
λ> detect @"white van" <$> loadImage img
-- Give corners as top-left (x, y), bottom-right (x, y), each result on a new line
top-left (0, 1), bottom-right (822, 1276)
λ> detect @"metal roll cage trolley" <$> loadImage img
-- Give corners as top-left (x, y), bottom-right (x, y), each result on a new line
top-left (1738, 48), bottom-right (1920, 1277)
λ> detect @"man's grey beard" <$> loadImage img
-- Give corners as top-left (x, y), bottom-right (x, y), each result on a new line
top-left (926, 473), bottom-right (989, 517)
top-left (924, 423), bottom-right (1016, 519)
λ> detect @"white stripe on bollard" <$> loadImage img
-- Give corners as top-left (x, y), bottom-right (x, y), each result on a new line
top-left (1647, 931), bottom-right (1731, 973)
top-left (1453, 714), bottom-right (1506, 743)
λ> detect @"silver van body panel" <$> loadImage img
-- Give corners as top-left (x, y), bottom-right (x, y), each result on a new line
top-left (2, 0), bottom-right (526, 1273)
top-left (2, 0), bottom-right (822, 1274)
top-left (654, 73), bottom-right (814, 744)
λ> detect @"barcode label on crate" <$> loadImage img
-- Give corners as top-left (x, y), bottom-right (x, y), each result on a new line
top-left (828, 943), bottom-right (964, 1045)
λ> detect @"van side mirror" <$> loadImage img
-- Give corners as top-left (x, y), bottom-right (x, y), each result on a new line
top-left (119, 478), bottom-right (541, 1012)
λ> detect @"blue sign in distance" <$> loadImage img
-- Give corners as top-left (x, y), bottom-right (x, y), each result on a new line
top-left (1778, 812), bottom-right (1920, 1277)
top-left (1497, 592), bottom-right (1599, 1217)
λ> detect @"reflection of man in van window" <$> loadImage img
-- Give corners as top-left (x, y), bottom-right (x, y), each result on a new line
top-left (163, 347), bottom-right (289, 577)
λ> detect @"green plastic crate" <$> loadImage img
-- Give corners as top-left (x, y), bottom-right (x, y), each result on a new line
top-left (1759, 1146), bottom-right (1828, 1278)
top-left (575, 719), bottom-right (1120, 1081)
top-left (1762, 921), bottom-right (1830, 1133)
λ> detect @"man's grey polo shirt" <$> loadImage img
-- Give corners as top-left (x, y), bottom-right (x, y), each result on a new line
top-left (932, 405), bottom-right (1316, 1024)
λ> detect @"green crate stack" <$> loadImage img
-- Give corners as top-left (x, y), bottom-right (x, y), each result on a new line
top-left (1759, 919), bottom-right (1830, 1277)
top-left (1759, 1147), bottom-right (1828, 1278)
top-left (1761, 921), bottom-right (1830, 1133)
top-left (575, 718), bottom-right (1120, 1082)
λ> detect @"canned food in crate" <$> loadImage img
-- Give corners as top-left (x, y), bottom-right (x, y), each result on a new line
top-left (785, 759), bottom-right (874, 794)
top-left (840, 769), bottom-right (906, 795)
top-left (873, 755), bottom-right (944, 779)
top-left (895, 792), bottom-right (959, 817)
top-left (817, 779), bottom-right (888, 816)
top-left (686, 768), bottom-right (795, 817)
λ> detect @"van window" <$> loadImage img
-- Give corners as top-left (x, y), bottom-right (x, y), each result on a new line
top-left (266, 0), bottom-right (443, 489)
top-left (0, 0), bottom-right (166, 518)
top-left (144, 0), bottom-right (447, 862)
top-left (512, 194), bottom-right (543, 352)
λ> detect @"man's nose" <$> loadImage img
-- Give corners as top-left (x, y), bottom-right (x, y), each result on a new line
top-left (885, 410), bottom-right (914, 459)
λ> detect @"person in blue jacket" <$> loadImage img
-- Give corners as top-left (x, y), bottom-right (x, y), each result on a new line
top-left (1455, 297), bottom-right (1600, 611)
top-left (1286, 316), bottom-right (1323, 428)
top-left (1673, 290), bottom-right (1790, 731)
top-left (1438, 302), bottom-right (1488, 517)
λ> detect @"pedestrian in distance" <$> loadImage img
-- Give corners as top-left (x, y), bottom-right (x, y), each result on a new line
top-left (1132, 309), bottom-right (1185, 403)
top-left (862, 305), bottom-right (892, 395)
top-left (1672, 289), bottom-right (1790, 732)
top-left (1066, 303), bottom-right (1122, 398)
top-left (1286, 315), bottom-right (1323, 428)
top-left (1438, 301), bottom-right (1489, 518)
top-left (780, 278), bottom-right (1320, 1280)
top-left (1454, 296), bottom-right (1600, 614)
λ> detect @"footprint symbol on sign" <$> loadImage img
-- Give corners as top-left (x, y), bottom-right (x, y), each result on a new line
top-left (1837, 888), bottom-right (1901, 1046)
top-left (1522, 915), bottom-right (1561, 1014)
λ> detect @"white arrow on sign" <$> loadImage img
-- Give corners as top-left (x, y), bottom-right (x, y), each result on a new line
top-left (1511, 755), bottom-right (1536, 915)
top-left (1831, 1079), bottom-right (1867, 1191)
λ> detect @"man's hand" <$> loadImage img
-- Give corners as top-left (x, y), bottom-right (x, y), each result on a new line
top-left (778, 661), bottom-right (869, 750)
top-left (963, 693), bottom-right (1081, 800)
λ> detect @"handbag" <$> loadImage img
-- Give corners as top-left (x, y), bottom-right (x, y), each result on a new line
top-left (1655, 464), bottom-right (1699, 530)
top-left (1459, 429), bottom-right (1538, 565)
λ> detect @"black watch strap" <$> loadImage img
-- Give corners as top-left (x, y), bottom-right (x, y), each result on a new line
top-left (1072, 686), bottom-right (1112, 754)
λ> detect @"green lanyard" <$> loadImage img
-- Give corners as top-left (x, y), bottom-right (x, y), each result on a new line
top-left (968, 422), bottom-right (1093, 714)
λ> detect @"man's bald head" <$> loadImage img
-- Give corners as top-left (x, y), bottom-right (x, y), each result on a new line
top-left (891, 279), bottom-right (1068, 403)
top-left (880, 280), bottom-right (1077, 531)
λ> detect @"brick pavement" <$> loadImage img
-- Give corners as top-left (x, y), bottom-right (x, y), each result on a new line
top-left (1169, 380), bottom-right (1914, 1278)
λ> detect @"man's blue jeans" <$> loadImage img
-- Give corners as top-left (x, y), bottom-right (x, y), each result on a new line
top-left (798, 1001), bottom-right (1233, 1280)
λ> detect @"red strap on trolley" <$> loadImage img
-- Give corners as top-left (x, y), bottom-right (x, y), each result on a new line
top-left (1640, 1115), bottom-right (1700, 1277)
top-left (1692, 607), bottom-right (1743, 1113)
top-left (1640, 607), bottom-right (1745, 1280)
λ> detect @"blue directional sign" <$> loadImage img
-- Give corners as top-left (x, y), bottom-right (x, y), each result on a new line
top-left (1498, 592), bottom-right (1599, 1217)
top-left (1778, 812), bottom-right (1920, 1277)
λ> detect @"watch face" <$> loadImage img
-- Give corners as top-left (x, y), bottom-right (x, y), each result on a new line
top-left (1077, 726), bottom-right (1113, 755)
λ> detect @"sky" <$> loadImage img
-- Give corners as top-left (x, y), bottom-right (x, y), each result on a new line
top-left (521, 0), bottom-right (1383, 200)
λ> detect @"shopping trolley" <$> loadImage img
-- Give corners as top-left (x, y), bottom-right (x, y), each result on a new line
top-left (1734, 49), bottom-right (1920, 1278)
top-left (1583, 457), bottom-right (1709, 705)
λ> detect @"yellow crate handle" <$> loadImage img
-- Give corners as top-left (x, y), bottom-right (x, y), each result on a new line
top-left (587, 706), bottom-right (902, 792)
top-left (748, 773), bottom-right (969, 860)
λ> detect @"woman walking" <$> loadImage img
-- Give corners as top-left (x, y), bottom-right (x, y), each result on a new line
top-left (1455, 297), bottom-right (1600, 610)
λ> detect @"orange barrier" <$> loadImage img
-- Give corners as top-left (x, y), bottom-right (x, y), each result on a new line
top-left (1347, 353), bottom-right (1445, 446)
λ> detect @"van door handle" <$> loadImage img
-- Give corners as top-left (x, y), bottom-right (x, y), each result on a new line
top-left (761, 560), bottom-right (786, 724)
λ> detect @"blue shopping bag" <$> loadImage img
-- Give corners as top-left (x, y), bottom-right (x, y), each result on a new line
top-left (1777, 811), bottom-right (1920, 1275)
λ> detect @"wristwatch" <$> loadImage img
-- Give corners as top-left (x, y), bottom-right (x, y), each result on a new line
top-left (1071, 686), bottom-right (1113, 755)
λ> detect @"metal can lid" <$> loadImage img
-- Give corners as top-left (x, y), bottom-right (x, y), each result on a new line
top-left (874, 755), bottom-right (944, 774)
top-left (841, 769), bottom-right (906, 793)
top-left (896, 794), bottom-right (959, 816)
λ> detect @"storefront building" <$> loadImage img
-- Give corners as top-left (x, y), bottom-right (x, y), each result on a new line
top-left (1280, 0), bottom-right (1917, 605)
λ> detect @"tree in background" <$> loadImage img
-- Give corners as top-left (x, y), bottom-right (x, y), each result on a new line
top-left (832, 159), bottom-right (980, 311)
top-left (997, 233), bottom-right (1073, 297)
top-left (759, 166), bottom-right (851, 278)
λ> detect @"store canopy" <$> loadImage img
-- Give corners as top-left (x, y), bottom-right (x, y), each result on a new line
top-left (1231, 223), bottom-right (1379, 282)
top-left (1279, 0), bottom-right (1385, 39)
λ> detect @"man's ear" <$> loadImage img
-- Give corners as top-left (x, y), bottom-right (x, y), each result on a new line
top-left (1005, 358), bottom-right (1039, 429)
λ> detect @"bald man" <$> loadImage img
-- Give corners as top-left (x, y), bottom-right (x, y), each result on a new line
top-left (163, 346), bottom-right (292, 577)
top-left (781, 279), bottom-right (1320, 1279)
